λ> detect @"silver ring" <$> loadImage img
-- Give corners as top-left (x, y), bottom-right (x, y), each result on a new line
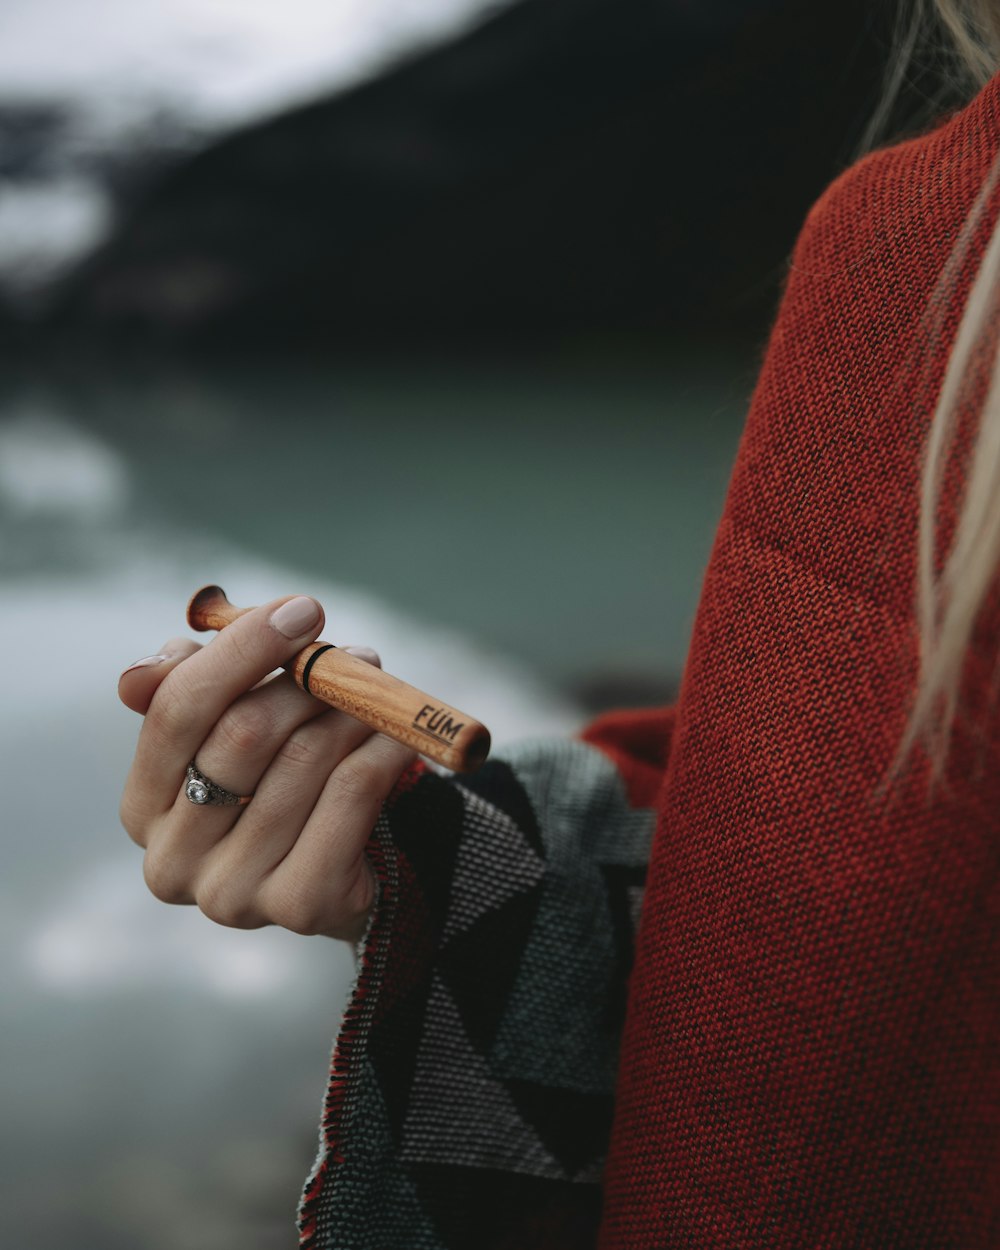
top-left (184, 760), bottom-right (253, 807)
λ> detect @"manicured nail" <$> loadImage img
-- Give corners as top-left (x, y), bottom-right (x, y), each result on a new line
top-left (270, 596), bottom-right (321, 639)
top-left (120, 654), bottom-right (168, 677)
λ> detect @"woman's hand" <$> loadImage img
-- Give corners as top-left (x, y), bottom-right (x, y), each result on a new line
top-left (118, 594), bottom-right (416, 943)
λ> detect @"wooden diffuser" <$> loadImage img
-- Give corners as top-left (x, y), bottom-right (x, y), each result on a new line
top-left (187, 585), bottom-right (491, 773)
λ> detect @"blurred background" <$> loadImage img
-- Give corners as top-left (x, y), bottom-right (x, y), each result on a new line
top-left (0, 0), bottom-right (943, 1244)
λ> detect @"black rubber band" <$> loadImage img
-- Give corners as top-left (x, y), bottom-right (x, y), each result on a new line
top-left (301, 644), bottom-right (336, 695)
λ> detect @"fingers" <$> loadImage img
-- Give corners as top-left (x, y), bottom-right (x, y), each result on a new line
top-left (147, 685), bottom-right (378, 891)
top-left (191, 670), bottom-right (331, 798)
top-left (266, 733), bottom-right (415, 936)
top-left (126, 594), bottom-right (325, 820)
top-left (188, 647), bottom-right (382, 797)
top-left (199, 732), bottom-right (415, 941)
top-left (119, 595), bottom-right (413, 942)
top-left (118, 638), bottom-right (201, 714)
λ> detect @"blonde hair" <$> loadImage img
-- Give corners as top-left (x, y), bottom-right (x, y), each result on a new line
top-left (890, 0), bottom-right (1000, 787)
top-left (932, 0), bottom-right (1000, 84)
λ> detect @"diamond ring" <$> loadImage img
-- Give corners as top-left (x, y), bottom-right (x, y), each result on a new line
top-left (184, 761), bottom-right (253, 807)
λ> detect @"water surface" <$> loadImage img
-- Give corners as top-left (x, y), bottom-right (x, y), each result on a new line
top-left (0, 349), bottom-right (750, 1245)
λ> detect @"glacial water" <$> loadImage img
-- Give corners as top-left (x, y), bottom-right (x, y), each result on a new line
top-left (0, 351), bottom-right (750, 1245)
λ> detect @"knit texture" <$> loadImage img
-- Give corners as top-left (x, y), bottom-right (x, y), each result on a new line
top-left (597, 75), bottom-right (1000, 1249)
top-left (299, 73), bottom-right (1000, 1249)
top-left (298, 718), bottom-right (671, 1249)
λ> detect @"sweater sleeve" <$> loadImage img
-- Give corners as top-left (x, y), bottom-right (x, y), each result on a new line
top-left (297, 708), bottom-right (674, 1250)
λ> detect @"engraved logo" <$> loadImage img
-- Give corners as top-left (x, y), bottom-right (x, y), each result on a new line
top-left (413, 704), bottom-right (465, 743)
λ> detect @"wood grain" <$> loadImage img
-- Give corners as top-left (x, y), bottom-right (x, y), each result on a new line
top-left (187, 585), bottom-right (491, 773)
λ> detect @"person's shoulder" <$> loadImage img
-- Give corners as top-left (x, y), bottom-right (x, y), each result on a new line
top-left (792, 71), bottom-right (1000, 273)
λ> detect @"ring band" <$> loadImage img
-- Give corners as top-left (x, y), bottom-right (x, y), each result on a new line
top-left (184, 761), bottom-right (253, 807)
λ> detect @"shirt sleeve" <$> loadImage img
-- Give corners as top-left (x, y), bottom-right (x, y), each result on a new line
top-left (298, 708), bottom-right (674, 1250)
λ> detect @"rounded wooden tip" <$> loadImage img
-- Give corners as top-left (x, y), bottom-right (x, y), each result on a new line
top-left (183, 585), bottom-right (492, 771)
top-left (462, 728), bottom-right (492, 773)
top-left (187, 584), bottom-right (233, 631)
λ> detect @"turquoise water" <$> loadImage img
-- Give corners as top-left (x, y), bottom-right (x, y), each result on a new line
top-left (0, 347), bottom-right (752, 1246)
top-left (73, 351), bottom-right (753, 690)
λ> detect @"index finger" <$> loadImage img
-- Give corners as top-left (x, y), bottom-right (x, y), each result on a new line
top-left (126, 594), bottom-right (325, 817)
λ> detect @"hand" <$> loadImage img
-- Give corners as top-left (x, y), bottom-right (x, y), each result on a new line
top-left (118, 594), bottom-right (416, 943)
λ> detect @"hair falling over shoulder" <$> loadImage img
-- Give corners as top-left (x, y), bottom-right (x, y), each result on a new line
top-left (932, 0), bottom-right (1000, 85)
top-left (883, 0), bottom-right (1000, 789)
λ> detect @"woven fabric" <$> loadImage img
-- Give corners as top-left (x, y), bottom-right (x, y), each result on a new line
top-left (299, 73), bottom-right (1000, 1249)
top-left (298, 720), bottom-right (671, 1249)
top-left (598, 76), bottom-right (1000, 1249)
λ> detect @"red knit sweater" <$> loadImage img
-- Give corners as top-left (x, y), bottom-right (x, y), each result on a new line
top-left (300, 73), bottom-right (1000, 1250)
top-left (598, 73), bottom-right (1000, 1250)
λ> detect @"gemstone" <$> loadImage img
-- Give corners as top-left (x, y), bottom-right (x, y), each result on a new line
top-left (186, 778), bottom-right (210, 804)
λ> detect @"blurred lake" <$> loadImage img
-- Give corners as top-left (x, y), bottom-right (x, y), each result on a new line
top-left (0, 347), bottom-right (751, 1246)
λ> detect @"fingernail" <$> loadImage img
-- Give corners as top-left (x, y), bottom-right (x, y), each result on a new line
top-left (120, 654), bottom-right (168, 677)
top-left (270, 596), bottom-right (321, 639)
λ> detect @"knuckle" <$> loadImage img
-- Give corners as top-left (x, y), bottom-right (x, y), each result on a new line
top-left (370, 734), bottom-right (417, 775)
top-left (322, 867), bottom-right (376, 941)
top-left (328, 752), bottom-right (382, 807)
top-left (328, 737), bottom-right (414, 811)
top-left (119, 793), bottom-right (147, 847)
top-left (142, 845), bottom-right (189, 905)
top-left (272, 889), bottom-right (325, 937)
top-left (195, 871), bottom-right (259, 930)
top-left (265, 858), bottom-right (374, 940)
top-left (148, 676), bottom-right (195, 741)
top-left (274, 729), bottom-right (322, 771)
top-left (342, 863), bottom-right (377, 926)
top-left (224, 623), bottom-right (271, 671)
top-left (214, 698), bottom-right (274, 759)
